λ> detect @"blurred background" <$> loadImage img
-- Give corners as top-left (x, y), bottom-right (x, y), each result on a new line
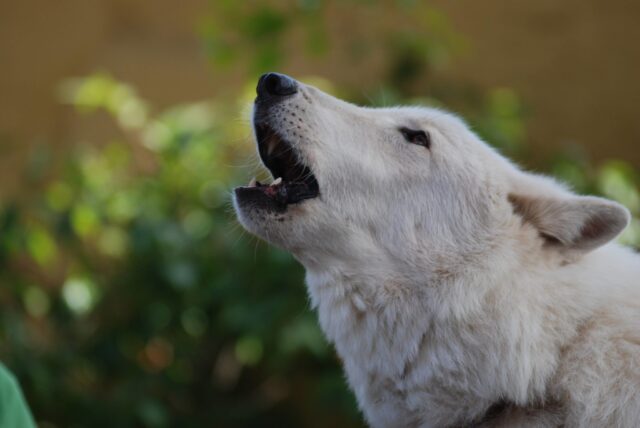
top-left (0, 1), bottom-right (638, 427)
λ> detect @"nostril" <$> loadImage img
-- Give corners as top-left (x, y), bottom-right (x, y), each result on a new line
top-left (264, 73), bottom-right (281, 94)
top-left (257, 72), bottom-right (298, 98)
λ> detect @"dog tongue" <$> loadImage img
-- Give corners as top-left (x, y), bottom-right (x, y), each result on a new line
top-left (261, 181), bottom-right (315, 205)
top-left (264, 183), bottom-right (288, 204)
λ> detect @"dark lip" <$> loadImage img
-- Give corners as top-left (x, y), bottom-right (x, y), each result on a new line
top-left (234, 122), bottom-right (319, 209)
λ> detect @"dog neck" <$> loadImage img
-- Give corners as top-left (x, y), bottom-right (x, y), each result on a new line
top-left (300, 214), bottom-right (531, 329)
top-left (300, 218), bottom-right (593, 424)
top-left (300, 228), bottom-right (520, 377)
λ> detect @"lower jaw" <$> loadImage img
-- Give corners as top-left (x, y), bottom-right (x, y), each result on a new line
top-left (234, 186), bottom-right (288, 212)
top-left (237, 177), bottom-right (319, 206)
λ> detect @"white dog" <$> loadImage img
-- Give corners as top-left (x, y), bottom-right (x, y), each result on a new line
top-left (233, 73), bottom-right (640, 427)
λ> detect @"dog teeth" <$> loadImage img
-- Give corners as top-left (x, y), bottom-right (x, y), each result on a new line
top-left (272, 177), bottom-right (283, 186)
top-left (249, 177), bottom-right (257, 187)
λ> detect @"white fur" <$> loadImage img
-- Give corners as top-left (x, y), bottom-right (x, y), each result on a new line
top-left (234, 80), bottom-right (640, 427)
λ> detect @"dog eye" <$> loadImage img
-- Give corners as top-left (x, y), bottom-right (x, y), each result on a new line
top-left (399, 127), bottom-right (431, 149)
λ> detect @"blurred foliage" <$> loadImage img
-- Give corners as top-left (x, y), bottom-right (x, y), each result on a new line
top-left (1, 2), bottom-right (639, 428)
top-left (1, 74), bottom-right (356, 428)
top-left (201, 0), bottom-right (464, 89)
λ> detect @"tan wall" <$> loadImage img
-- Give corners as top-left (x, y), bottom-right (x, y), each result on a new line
top-left (0, 0), bottom-right (215, 195)
top-left (1, 0), bottom-right (638, 196)
top-left (431, 0), bottom-right (640, 166)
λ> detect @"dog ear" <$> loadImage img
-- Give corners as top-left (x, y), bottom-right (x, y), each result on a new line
top-left (508, 192), bottom-right (630, 253)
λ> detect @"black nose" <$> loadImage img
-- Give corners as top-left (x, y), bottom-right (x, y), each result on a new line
top-left (257, 72), bottom-right (298, 98)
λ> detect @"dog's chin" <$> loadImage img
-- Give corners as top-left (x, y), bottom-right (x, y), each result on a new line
top-left (232, 196), bottom-right (309, 250)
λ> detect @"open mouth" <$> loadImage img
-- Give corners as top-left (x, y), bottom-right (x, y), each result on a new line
top-left (237, 124), bottom-right (319, 208)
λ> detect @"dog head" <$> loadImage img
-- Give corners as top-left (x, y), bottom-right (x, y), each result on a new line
top-left (233, 74), bottom-right (630, 277)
